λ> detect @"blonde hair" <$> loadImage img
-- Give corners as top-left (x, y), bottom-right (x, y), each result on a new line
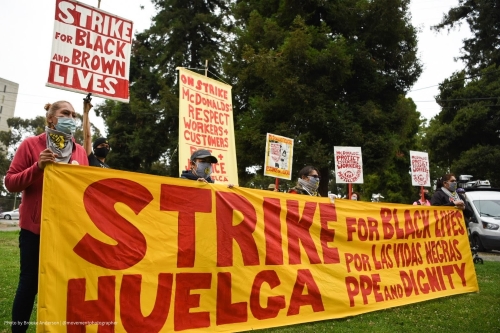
top-left (44, 100), bottom-right (72, 126)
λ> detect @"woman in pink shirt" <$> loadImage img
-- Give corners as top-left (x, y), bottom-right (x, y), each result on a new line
top-left (5, 101), bottom-right (88, 333)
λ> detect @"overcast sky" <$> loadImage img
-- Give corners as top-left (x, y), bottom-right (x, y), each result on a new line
top-left (0, 0), bottom-right (471, 135)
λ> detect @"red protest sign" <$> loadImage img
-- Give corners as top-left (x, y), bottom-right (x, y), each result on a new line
top-left (46, 0), bottom-right (132, 102)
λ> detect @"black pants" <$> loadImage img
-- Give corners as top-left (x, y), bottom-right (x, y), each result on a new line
top-left (12, 229), bottom-right (40, 333)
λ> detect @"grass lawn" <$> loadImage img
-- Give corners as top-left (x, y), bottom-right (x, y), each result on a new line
top-left (0, 230), bottom-right (499, 333)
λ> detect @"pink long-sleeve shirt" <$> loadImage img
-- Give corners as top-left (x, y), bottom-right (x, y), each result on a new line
top-left (5, 133), bottom-right (88, 234)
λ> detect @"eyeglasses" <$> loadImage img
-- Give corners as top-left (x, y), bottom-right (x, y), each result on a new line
top-left (447, 180), bottom-right (457, 183)
top-left (308, 175), bottom-right (320, 180)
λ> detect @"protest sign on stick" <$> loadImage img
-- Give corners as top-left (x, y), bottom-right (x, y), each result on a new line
top-left (264, 133), bottom-right (294, 180)
top-left (46, 0), bottom-right (133, 102)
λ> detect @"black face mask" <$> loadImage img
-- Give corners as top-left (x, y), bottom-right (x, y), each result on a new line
top-left (94, 147), bottom-right (109, 158)
top-left (424, 193), bottom-right (431, 200)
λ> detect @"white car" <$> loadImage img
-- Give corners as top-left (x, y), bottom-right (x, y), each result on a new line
top-left (0, 208), bottom-right (20, 220)
top-left (466, 188), bottom-right (500, 252)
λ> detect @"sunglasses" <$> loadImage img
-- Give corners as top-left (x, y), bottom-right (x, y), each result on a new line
top-left (308, 175), bottom-right (320, 180)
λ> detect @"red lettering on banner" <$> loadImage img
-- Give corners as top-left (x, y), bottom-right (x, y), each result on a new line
top-left (403, 210), bottom-right (416, 238)
top-left (345, 274), bottom-right (383, 306)
top-left (424, 239), bottom-right (462, 264)
top-left (371, 244), bottom-right (393, 270)
top-left (346, 217), bottom-right (380, 241)
top-left (120, 274), bottom-right (173, 332)
top-left (380, 208), bottom-right (431, 240)
top-left (174, 273), bottom-right (212, 331)
top-left (263, 198), bottom-right (284, 265)
top-left (216, 192), bottom-right (259, 267)
top-left (216, 272), bottom-right (248, 325)
top-left (286, 201), bottom-right (321, 265)
top-left (287, 269), bottom-right (324, 315)
top-left (319, 203), bottom-right (340, 264)
top-left (250, 270), bottom-right (286, 320)
top-left (345, 252), bottom-right (372, 273)
top-left (399, 263), bottom-right (467, 297)
top-left (434, 210), bottom-right (465, 237)
top-left (160, 185), bottom-right (212, 268)
top-left (74, 179), bottom-right (152, 269)
top-left (66, 276), bottom-right (115, 332)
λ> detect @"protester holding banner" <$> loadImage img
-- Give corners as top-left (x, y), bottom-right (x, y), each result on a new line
top-left (351, 192), bottom-right (361, 201)
top-left (5, 101), bottom-right (88, 333)
top-left (288, 166), bottom-right (321, 196)
top-left (431, 174), bottom-right (472, 218)
top-left (413, 188), bottom-right (431, 206)
top-left (181, 149), bottom-right (218, 183)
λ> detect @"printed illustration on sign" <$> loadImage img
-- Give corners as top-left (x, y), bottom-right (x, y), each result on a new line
top-left (411, 156), bottom-right (430, 186)
top-left (336, 151), bottom-right (362, 182)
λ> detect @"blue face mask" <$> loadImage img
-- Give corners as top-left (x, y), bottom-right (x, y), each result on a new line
top-left (307, 176), bottom-right (320, 189)
top-left (195, 162), bottom-right (212, 178)
top-left (55, 117), bottom-right (76, 134)
top-left (448, 182), bottom-right (457, 192)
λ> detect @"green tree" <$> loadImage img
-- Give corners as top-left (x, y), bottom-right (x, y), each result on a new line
top-left (429, 1), bottom-right (500, 186)
top-left (425, 66), bottom-right (500, 185)
top-left (95, 0), bottom-right (229, 175)
top-left (225, 0), bottom-right (422, 198)
top-left (433, 0), bottom-right (500, 74)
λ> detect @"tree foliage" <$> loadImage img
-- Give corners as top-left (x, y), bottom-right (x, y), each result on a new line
top-left (94, 0), bottom-right (228, 175)
top-left (425, 66), bottom-right (500, 185)
top-left (225, 0), bottom-right (422, 199)
top-left (433, 0), bottom-right (500, 74)
top-left (427, 1), bottom-right (500, 186)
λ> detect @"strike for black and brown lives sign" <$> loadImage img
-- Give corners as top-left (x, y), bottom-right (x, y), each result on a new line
top-left (47, 0), bottom-right (132, 102)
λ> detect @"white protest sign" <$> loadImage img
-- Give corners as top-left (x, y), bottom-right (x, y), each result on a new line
top-left (410, 150), bottom-right (431, 187)
top-left (334, 146), bottom-right (363, 184)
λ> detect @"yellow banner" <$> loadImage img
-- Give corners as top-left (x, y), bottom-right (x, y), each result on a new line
top-left (177, 68), bottom-right (237, 184)
top-left (38, 164), bottom-right (478, 332)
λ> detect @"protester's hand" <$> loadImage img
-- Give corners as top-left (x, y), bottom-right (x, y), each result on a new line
top-left (197, 178), bottom-right (208, 183)
top-left (453, 199), bottom-right (465, 210)
top-left (228, 184), bottom-right (236, 189)
top-left (38, 148), bottom-right (57, 169)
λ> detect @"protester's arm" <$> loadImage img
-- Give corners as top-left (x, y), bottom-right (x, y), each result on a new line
top-left (83, 99), bottom-right (92, 156)
top-left (5, 139), bottom-right (46, 193)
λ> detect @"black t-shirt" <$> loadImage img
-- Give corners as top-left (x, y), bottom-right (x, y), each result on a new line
top-left (88, 153), bottom-right (110, 168)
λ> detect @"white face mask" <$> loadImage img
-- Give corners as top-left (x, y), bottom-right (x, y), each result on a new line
top-left (351, 195), bottom-right (358, 200)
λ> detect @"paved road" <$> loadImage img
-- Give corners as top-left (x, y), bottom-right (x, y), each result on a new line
top-left (0, 221), bottom-right (20, 232)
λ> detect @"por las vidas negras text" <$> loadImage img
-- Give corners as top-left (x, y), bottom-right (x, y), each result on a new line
top-left (51, 0), bottom-right (132, 95)
top-left (67, 178), bottom-right (471, 330)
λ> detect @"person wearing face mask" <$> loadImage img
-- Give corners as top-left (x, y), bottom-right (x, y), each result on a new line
top-left (5, 101), bottom-right (88, 333)
top-left (87, 137), bottom-right (110, 168)
top-left (288, 166), bottom-right (322, 196)
top-left (430, 174), bottom-right (472, 218)
top-left (82, 97), bottom-right (110, 168)
top-left (351, 192), bottom-right (361, 201)
top-left (413, 188), bottom-right (431, 206)
top-left (181, 149), bottom-right (218, 183)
